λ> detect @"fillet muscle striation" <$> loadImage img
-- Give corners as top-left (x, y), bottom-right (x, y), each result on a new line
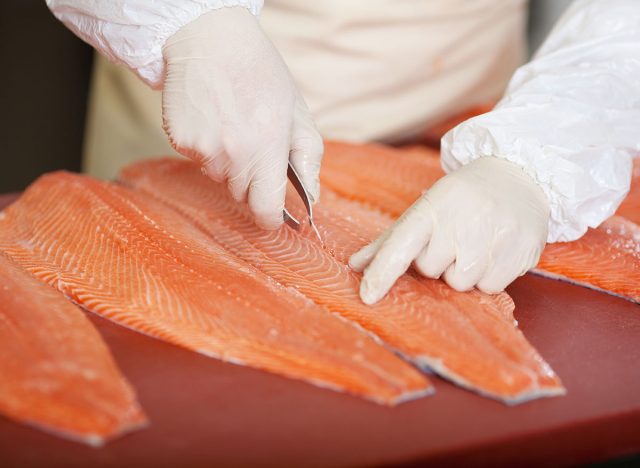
top-left (0, 172), bottom-right (431, 406)
top-left (121, 159), bottom-right (565, 404)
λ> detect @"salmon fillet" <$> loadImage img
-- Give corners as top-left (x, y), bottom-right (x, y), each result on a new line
top-left (0, 251), bottom-right (146, 446)
top-left (318, 141), bottom-right (640, 303)
top-left (535, 217), bottom-right (640, 303)
top-left (417, 103), bottom-right (495, 147)
top-left (320, 141), bottom-right (443, 217)
top-left (0, 172), bottom-right (431, 406)
top-left (121, 159), bottom-right (565, 404)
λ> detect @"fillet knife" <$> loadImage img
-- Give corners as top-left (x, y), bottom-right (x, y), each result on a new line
top-left (283, 161), bottom-right (323, 244)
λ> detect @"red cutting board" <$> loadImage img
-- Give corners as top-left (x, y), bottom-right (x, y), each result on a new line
top-left (0, 192), bottom-right (638, 467)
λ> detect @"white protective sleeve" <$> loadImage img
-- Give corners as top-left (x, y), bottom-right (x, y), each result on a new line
top-left (45, 0), bottom-right (264, 88)
top-left (441, 0), bottom-right (640, 242)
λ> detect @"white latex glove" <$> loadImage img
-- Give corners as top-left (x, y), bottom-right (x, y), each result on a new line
top-left (349, 157), bottom-right (550, 305)
top-left (162, 7), bottom-right (323, 230)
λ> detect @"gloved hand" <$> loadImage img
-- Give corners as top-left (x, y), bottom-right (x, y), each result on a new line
top-left (162, 7), bottom-right (323, 229)
top-left (349, 157), bottom-right (550, 305)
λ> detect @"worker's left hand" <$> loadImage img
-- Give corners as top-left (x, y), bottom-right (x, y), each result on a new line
top-left (349, 157), bottom-right (550, 304)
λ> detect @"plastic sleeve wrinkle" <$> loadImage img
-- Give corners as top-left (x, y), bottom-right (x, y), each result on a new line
top-left (45, 0), bottom-right (264, 88)
top-left (441, 0), bottom-right (640, 242)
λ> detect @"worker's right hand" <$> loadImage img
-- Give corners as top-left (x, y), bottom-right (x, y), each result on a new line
top-left (349, 157), bottom-right (550, 304)
top-left (162, 7), bottom-right (323, 230)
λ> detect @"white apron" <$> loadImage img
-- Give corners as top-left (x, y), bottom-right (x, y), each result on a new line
top-left (83, 0), bottom-right (526, 179)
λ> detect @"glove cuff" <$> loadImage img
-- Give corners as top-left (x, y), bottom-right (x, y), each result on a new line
top-left (441, 112), bottom-right (633, 243)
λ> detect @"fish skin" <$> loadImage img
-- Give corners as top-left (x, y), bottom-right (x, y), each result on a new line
top-left (0, 251), bottom-right (146, 446)
top-left (318, 141), bottom-right (640, 304)
top-left (120, 159), bottom-right (565, 404)
top-left (0, 172), bottom-right (432, 406)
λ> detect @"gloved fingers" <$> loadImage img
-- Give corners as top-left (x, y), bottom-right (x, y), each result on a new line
top-left (169, 135), bottom-right (228, 184)
top-left (162, 67), bottom-right (228, 182)
top-left (413, 228), bottom-right (455, 279)
top-left (477, 266), bottom-right (520, 294)
top-left (476, 247), bottom-right (528, 294)
top-left (200, 149), bottom-right (230, 183)
top-left (348, 230), bottom-right (391, 273)
top-left (290, 97), bottom-right (324, 203)
top-left (440, 224), bottom-right (492, 291)
top-left (162, 101), bottom-right (224, 162)
top-left (527, 244), bottom-right (544, 272)
top-left (227, 158), bottom-right (255, 203)
top-left (359, 204), bottom-right (434, 304)
top-left (247, 144), bottom-right (289, 230)
top-left (514, 243), bottom-right (544, 279)
top-left (477, 230), bottom-right (545, 294)
top-left (350, 196), bottom-right (432, 273)
top-left (442, 250), bottom-right (490, 292)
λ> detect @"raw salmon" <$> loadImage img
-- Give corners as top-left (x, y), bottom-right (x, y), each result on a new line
top-left (320, 141), bottom-right (443, 217)
top-left (417, 103), bottom-right (495, 147)
top-left (121, 159), bottom-right (565, 404)
top-left (534, 217), bottom-right (640, 303)
top-left (318, 141), bottom-right (640, 303)
top-left (538, 159), bottom-right (639, 302)
top-left (0, 172), bottom-right (432, 406)
top-left (0, 252), bottom-right (146, 446)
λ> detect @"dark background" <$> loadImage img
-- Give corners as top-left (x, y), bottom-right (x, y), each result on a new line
top-left (0, 0), bottom-right (92, 192)
top-left (0, 0), bottom-right (566, 193)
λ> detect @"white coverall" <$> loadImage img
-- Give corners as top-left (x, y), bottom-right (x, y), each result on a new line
top-left (46, 0), bottom-right (639, 301)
